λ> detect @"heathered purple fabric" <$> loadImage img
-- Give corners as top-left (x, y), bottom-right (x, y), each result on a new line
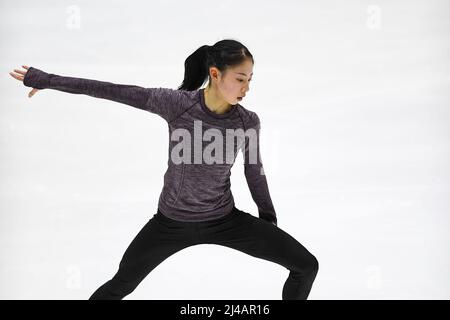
top-left (23, 67), bottom-right (277, 223)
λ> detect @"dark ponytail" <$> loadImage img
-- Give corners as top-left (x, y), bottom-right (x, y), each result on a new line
top-left (177, 39), bottom-right (254, 91)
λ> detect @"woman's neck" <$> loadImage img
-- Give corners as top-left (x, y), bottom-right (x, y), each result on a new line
top-left (204, 87), bottom-right (233, 115)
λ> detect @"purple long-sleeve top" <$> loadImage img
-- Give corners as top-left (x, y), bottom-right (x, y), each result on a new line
top-left (23, 67), bottom-right (277, 224)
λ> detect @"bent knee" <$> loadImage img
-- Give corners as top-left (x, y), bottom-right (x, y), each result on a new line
top-left (310, 255), bottom-right (319, 273)
top-left (304, 254), bottom-right (319, 276)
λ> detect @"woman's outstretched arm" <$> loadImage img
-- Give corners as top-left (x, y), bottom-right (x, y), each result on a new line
top-left (9, 65), bottom-right (189, 122)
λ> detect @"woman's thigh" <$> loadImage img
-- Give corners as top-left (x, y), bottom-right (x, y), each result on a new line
top-left (198, 208), bottom-right (317, 271)
top-left (116, 211), bottom-right (199, 279)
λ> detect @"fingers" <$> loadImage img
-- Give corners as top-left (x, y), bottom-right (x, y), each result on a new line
top-left (8, 65), bottom-right (38, 97)
top-left (28, 88), bottom-right (39, 98)
top-left (9, 71), bottom-right (24, 81)
top-left (9, 65), bottom-right (30, 81)
top-left (14, 68), bottom-right (26, 75)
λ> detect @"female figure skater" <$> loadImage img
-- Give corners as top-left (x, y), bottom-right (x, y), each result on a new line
top-left (9, 39), bottom-right (319, 300)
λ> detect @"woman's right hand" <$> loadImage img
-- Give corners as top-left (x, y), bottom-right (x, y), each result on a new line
top-left (9, 65), bottom-right (40, 98)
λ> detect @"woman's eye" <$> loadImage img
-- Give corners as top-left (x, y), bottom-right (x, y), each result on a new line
top-left (237, 79), bottom-right (252, 82)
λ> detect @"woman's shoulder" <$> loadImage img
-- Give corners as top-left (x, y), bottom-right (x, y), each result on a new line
top-left (236, 103), bottom-right (260, 129)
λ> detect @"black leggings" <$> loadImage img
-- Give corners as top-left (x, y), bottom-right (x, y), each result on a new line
top-left (89, 206), bottom-right (319, 300)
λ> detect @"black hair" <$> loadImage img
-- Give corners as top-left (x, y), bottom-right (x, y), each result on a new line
top-left (177, 39), bottom-right (254, 91)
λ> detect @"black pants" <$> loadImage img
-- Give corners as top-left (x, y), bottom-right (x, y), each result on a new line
top-left (89, 206), bottom-right (319, 300)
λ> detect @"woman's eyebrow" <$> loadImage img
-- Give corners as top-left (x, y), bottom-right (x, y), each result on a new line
top-left (235, 72), bottom-right (253, 77)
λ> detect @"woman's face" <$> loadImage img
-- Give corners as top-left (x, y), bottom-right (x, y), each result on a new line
top-left (210, 59), bottom-right (253, 105)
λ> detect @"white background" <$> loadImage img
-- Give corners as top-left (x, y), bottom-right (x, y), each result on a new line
top-left (0, 0), bottom-right (449, 299)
